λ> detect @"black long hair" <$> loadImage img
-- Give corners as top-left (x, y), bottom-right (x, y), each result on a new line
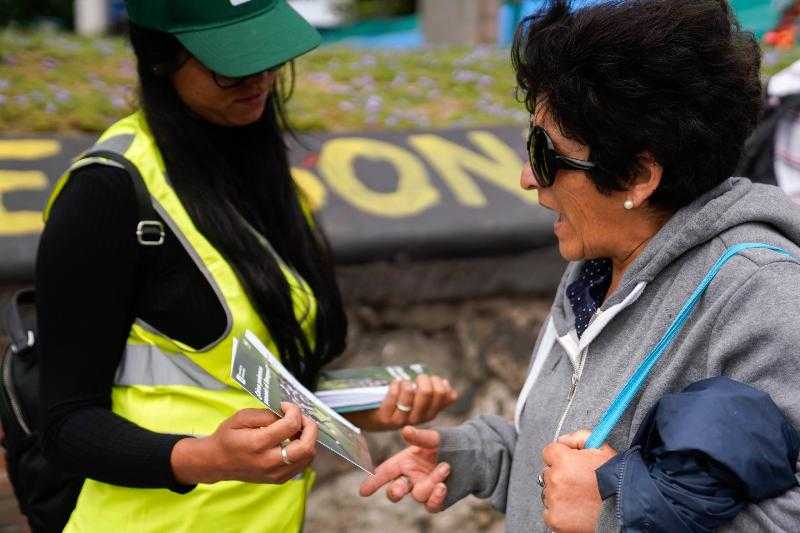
top-left (128, 24), bottom-right (347, 388)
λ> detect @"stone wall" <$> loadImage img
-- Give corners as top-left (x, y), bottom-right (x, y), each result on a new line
top-left (306, 294), bottom-right (553, 532)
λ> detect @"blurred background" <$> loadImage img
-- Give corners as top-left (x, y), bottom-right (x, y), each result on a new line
top-left (1, 1), bottom-right (800, 531)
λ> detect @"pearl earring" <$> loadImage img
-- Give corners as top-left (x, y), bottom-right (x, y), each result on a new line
top-left (624, 199), bottom-right (634, 210)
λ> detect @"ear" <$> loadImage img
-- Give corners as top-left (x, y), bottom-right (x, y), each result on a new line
top-left (628, 152), bottom-right (663, 208)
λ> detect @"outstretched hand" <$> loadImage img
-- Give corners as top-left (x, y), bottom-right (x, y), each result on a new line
top-left (359, 426), bottom-right (451, 513)
top-left (345, 375), bottom-right (458, 432)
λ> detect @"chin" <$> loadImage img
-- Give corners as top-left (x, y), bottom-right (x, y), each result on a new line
top-left (557, 240), bottom-right (586, 262)
top-left (228, 111), bottom-right (264, 127)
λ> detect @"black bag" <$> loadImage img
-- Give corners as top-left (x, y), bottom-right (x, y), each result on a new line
top-left (737, 93), bottom-right (800, 185)
top-left (0, 151), bottom-right (163, 532)
top-left (1, 289), bottom-right (83, 533)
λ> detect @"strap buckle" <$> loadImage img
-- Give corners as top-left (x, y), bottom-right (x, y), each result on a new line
top-left (10, 330), bottom-right (35, 355)
top-left (136, 220), bottom-right (165, 246)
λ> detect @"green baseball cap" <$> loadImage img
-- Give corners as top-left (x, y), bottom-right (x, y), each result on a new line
top-left (126, 0), bottom-right (322, 77)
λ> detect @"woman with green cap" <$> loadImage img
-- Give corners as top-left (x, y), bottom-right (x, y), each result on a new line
top-left (35, 1), bottom-right (457, 532)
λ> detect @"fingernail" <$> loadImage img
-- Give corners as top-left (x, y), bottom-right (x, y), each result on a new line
top-left (438, 463), bottom-right (450, 476)
top-left (435, 484), bottom-right (446, 496)
top-left (443, 379), bottom-right (451, 388)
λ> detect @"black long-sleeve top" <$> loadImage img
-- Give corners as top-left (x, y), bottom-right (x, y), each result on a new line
top-left (36, 163), bottom-right (229, 491)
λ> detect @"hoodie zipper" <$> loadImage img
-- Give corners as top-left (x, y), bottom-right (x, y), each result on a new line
top-left (552, 311), bottom-right (600, 440)
top-left (553, 345), bottom-right (588, 440)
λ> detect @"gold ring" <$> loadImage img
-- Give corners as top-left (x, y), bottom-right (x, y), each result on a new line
top-left (280, 441), bottom-right (293, 465)
top-left (396, 403), bottom-right (412, 413)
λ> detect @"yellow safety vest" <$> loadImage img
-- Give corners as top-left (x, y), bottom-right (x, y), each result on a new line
top-left (44, 111), bottom-right (317, 533)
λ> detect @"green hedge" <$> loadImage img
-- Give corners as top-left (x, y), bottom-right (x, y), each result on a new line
top-left (0, 29), bottom-right (523, 133)
top-left (0, 28), bottom-right (797, 134)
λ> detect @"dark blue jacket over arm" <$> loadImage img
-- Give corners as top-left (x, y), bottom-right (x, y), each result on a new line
top-left (596, 377), bottom-right (800, 532)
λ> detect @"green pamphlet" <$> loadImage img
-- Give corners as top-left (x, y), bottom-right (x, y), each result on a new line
top-left (231, 330), bottom-right (374, 474)
top-left (316, 364), bottom-right (429, 413)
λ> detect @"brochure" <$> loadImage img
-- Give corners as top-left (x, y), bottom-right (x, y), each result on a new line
top-left (231, 330), bottom-right (374, 474)
top-left (316, 364), bottom-right (429, 413)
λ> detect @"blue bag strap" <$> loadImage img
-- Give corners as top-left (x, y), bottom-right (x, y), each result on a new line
top-left (584, 242), bottom-right (792, 449)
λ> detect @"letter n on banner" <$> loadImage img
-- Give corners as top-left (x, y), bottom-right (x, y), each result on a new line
top-left (318, 138), bottom-right (439, 218)
top-left (408, 132), bottom-right (535, 207)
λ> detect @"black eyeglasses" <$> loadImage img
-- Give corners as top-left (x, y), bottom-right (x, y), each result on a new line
top-left (211, 62), bottom-right (287, 89)
top-left (527, 125), bottom-right (596, 187)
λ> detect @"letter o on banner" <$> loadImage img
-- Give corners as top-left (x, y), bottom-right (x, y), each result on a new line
top-left (318, 138), bottom-right (440, 218)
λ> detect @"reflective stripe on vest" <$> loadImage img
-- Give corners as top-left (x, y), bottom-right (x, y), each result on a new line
top-left (116, 344), bottom-right (227, 390)
top-left (47, 112), bottom-right (317, 533)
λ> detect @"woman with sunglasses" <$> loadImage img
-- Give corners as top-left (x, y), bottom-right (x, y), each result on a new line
top-left (360, 0), bottom-right (800, 531)
top-left (35, 1), bottom-right (456, 532)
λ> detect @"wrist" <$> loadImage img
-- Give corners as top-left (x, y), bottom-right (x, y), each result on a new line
top-left (343, 409), bottom-right (393, 432)
top-left (171, 436), bottom-right (221, 485)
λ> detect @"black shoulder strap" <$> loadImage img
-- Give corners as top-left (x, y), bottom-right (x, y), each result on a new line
top-left (2, 152), bottom-right (165, 352)
top-left (2, 289), bottom-right (35, 355)
top-left (84, 150), bottom-right (165, 246)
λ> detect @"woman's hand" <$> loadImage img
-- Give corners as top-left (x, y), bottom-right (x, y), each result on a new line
top-left (171, 402), bottom-right (318, 485)
top-left (359, 426), bottom-right (450, 512)
top-left (541, 430), bottom-right (617, 533)
top-left (345, 375), bottom-right (458, 432)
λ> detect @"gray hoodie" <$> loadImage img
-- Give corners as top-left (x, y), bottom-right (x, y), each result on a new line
top-left (437, 179), bottom-right (800, 532)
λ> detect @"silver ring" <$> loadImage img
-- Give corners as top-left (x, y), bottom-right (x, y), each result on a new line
top-left (280, 441), bottom-right (293, 465)
top-left (537, 471), bottom-right (545, 488)
top-left (541, 488), bottom-right (546, 508)
top-left (396, 403), bottom-right (412, 413)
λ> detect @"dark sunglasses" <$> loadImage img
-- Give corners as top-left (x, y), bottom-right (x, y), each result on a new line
top-left (211, 62), bottom-right (287, 89)
top-left (527, 125), bottom-right (596, 187)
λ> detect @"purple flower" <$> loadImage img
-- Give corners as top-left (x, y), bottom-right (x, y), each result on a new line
top-left (418, 77), bottom-right (437, 89)
top-left (454, 70), bottom-right (479, 83)
top-left (94, 41), bottom-right (114, 55)
top-left (14, 95), bottom-right (29, 105)
top-left (365, 95), bottom-right (383, 114)
top-left (0, 79), bottom-right (8, 91)
top-left (109, 95), bottom-right (127, 109)
top-left (359, 55), bottom-right (377, 68)
top-left (51, 86), bottom-right (71, 102)
top-left (52, 37), bottom-right (81, 53)
top-left (118, 60), bottom-right (136, 78)
top-left (308, 72), bottom-right (332, 84)
top-left (90, 77), bottom-right (108, 90)
top-left (0, 95), bottom-right (6, 105)
top-left (45, 102), bottom-right (56, 114)
top-left (42, 57), bottom-right (58, 70)
top-left (353, 75), bottom-right (375, 88)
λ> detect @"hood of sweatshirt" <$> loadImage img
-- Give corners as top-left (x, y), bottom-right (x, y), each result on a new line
top-left (550, 178), bottom-right (800, 337)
